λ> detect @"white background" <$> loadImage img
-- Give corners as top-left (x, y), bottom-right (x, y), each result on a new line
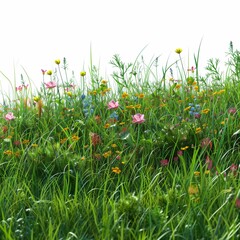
top-left (0, 0), bottom-right (240, 97)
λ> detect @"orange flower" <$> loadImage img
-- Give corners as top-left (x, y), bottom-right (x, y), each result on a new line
top-left (112, 167), bottom-right (121, 174)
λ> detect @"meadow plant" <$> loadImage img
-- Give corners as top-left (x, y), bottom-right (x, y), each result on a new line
top-left (0, 42), bottom-right (239, 239)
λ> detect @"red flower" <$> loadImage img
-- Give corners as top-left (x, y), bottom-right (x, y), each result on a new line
top-left (41, 69), bottom-right (47, 75)
top-left (205, 155), bottom-right (213, 170)
top-left (160, 159), bottom-right (169, 167)
top-left (201, 137), bottom-right (213, 150)
top-left (235, 198), bottom-right (240, 208)
top-left (90, 132), bottom-right (101, 147)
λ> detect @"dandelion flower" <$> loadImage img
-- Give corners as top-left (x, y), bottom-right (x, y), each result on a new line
top-left (175, 48), bottom-right (183, 54)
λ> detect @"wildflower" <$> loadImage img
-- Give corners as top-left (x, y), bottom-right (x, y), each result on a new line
top-left (201, 108), bottom-right (210, 114)
top-left (107, 100), bottom-right (119, 110)
top-left (194, 86), bottom-right (199, 91)
top-left (132, 113), bottom-right (145, 124)
top-left (228, 107), bottom-right (237, 114)
top-left (33, 96), bottom-right (40, 102)
top-left (112, 167), bottom-right (121, 174)
top-left (134, 104), bottom-right (141, 109)
top-left (55, 59), bottom-right (61, 65)
top-left (187, 66), bottom-right (195, 73)
top-left (94, 115), bottom-right (101, 124)
top-left (111, 143), bottom-right (117, 148)
top-left (5, 112), bottom-right (15, 121)
top-left (175, 84), bottom-right (181, 89)
top-left (41, 69), bottom-right (47, 75)
top-left (4, 150), bottom-right (13, 155)
top-left (184, 106), bottom-right (191, 111)
top-left (90, 132), bottom-right (101, 146)
top-left (194, 171), bottom-right (201, 177)
top-left (104, 123), bottom-right (110, 129)
top-left (122, 92), bottom-right (129, 98)
top-left (101, 79), bottom-right (108, 85)
top-left (66, 91), bottom-right (72, 97)
top-left (188, 185), bottom-right (199, 195)
top-left (177, 150), bottom-right (183, 156)
top-left (201, 137), bottom-right (212, 149)
top-left (235, 198), bottom-right (240, 208)
top-left (229, 164), bottom-right (238, 176)
top-left (181, 146), bottom-right (189, 151)
top-left (45, 81), bottom-right (57, 89)
top-left (72, 135), bottom-right (80, 141)
top-left (195, 127), bottom-right (202, 134)
top-left (103, 150), bottom-right (112, 158)
top-left (109, 111), bottom-right (119, 121)
top-left (31, 143), bottom-right (38, 147)
top-left (46, 70), bottom-right (52, 75)
top-left (126, 105), bottom-right (135, 109)
top-left (16, 86), bottom-right (23, 91)
top-left (205, 156), bottom-right (213, 170)
top-left (13, 140), bottom-right (21, 146)
top-left (22, 139), bottom-right (30, 144)
top-left (80, 71), bottom-right (86, 77)
top-left (137, 93), bottom-right (145, 98)
top-left (160, 159), bottom-right (169, 167)
top-left (175, 48), bottom-right (182, 54)
top-left (60, 138), bottom-right (68, 144)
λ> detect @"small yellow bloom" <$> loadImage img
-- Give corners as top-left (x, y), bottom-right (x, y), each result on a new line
top-left (81, 156), bottom-right (85, 160)
top-left (60, 138), bottom-right (68, 144)
top-left (66, 91), bottom-right (72, 97)
top-left (188, 185), bottom-right (199, 195)
top-left (112, 167), bottom-right (121, 174)
top-left (33, 96), bottom-right (40, 102)
top-left (126, 105), bottom-right (135, 109)
top-left (205, 170), bottom-right (210, 175)
top-left (181, 146), bottom-right (189, 151)
top-left (101, 79), bottom-right (108, 85)
top-left (194, 86), bottom-right (199, 91)
top-left (31, 143), bottom-right (38, 147)
top-left (122, 92), bottom-right (129, 98)
top-left (175, 48), bottom-right (183, 54)
top-left (137, 93), bottom-right (145, 98)
top-left (23, 139), bottom-right (30, 144)
top-left (184, 106), bottom-right (191, 111)
top-left (103, 150), bottom-right (112, 158)
top-left (104, 123), bottom-right (110, 129)
top-left (175, 84), bottom-right (181, 89)
top-left (4, 150), bottom-right (13, 155)
top-left (55, 59), bottom-right (61, 65)
top-left (47, 70), bottom-right (52, 75)
top-left (194, 171), bottom-right (201, 177)
top-left (111, 143), bottom-right (117, 148)
top-left (195, 127), bottom-right (202, 134)
top-left (80, 71), bottom-right (86, 77)
top-left (160, 103), bottom-right (167, 107)
top-left (221, 121), bottom-right (225, 125)
top-left (134, 104), bottom-right (141, 109)
top-left (72, 135), bottom-right (80, 141)
top-left (202, 109), bottom-right (210, 114)
top-left (119, 122), bottom-right (125, 125)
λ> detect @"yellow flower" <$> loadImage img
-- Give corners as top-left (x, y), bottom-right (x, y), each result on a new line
top-left (134, 104), bottom-right (141, 109)
top-left (104, 123), bottom-right (110, 129)
top-left (119, 122), bottom-right (125, 125)
top-left (194, 171), bottom-right (201, 177)
top-left (195, 127), bottom-right (202, 134)
top-left (80, 71), bottom-right (86, 77)
top-left (201, 109), bottom-right (210, 114)
top-left (33, 96), bottom-right (40, 102)
top-left (194, 86), bottom-right (199, 91)
top-left (101, 79), bottom-right (108, 85)
top-left (137, 93), bottom-right (145, 98)
top-left (4, 150), bottom-right (13, 155)
top-left (103, 150), bottom-right (112, 158)
top-left (55, 59), bottom-right (61, 65)
top-left (23, 139), bottom-right (30, 144)
top-left (175, 84), bottom-right (181, 89)
top-left (181, 146), bottom-right (189, 151)
top-left (31, 143), bottom-right (38, 147)
top-left (72, 135), bottom-right (80, 141)
top-left (60, 138), bottom-right (68, 144)
top-left (47, 70), bottom-right (52, 75)
top-left (126, 105), bottom-right (135, 109)
top-left (112, 167), bottom-right (121, 174)
top-left (175, 48), bottom-right (183, 54)
top-left (111, 143), bottom-right (117, 148)
top-left (66, 91), bottom-right (72, 97)
top-left (184, 106), bottom-right (191, 111)
top-left (122, 92), bottom-right (129, 98)
top-left (188, 185), bottom-right (199, 195)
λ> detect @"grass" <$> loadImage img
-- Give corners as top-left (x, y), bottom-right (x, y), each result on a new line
top-left (0, 42), bottom-right (239, 240)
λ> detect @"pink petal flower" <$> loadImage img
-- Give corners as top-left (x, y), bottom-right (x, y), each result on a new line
top-left (45, 81), bottom-right (57, 89)
top-left (160, 159), bottom-right (169, 167)
top-left (107, 100), bottom-right (119, 109)
top-left (235, 198), bottom-right (240, 208)
top-left (5, 112), bottom-right (15, 121)
top-left (132, 113), bottom-right (145, 124)
top-left (206, 155), bottom-right (213, 170)
top-left (228, 107), bottom-right (237, 114)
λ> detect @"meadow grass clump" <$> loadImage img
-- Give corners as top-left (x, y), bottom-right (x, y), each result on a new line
top-left (0, 42), bottom-right (239, 239)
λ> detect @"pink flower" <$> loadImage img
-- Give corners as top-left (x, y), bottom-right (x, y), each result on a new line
top-left (5, 112), bottom-right (15, 121)
top-left (41, 69), bottom-right (47, 75)
top-left (132, 113), bottom-right (145, 124)
top-left (228, 107), bottom-right (237, 114)
top-left (206, 155), bottom-right (213, 170)
top-left (107, 100), bottom-right (119, 109)
top-left (201, 137), bottom-right (212, 150)
top-left (16, 86), bottom-right (23, 91)
top-left (160, 159), bottom-right (169, 167)
top-left (45, 81), bottom-right (57, 89)
top-left (235, 198), bottom-right (240, 208)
